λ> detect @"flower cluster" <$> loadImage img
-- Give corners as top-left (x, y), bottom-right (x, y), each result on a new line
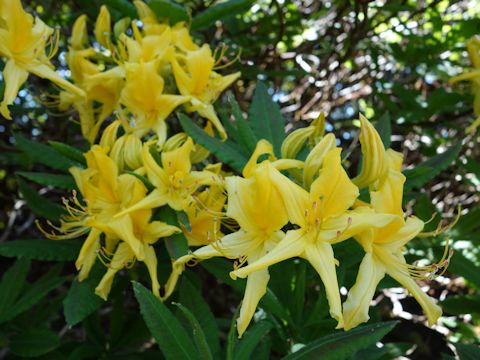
top-left (1, 0), bottom-right (239, 145)
top-left (164, 115), bottom-right (453, 336)
top-left (8, 0), bottom-right (452, 339)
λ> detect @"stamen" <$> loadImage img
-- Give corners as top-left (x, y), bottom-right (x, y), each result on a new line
top-left (418, 205), bottom-right (461, 238)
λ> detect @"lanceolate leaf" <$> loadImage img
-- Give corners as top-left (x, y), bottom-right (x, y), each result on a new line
top-left (132, 282), bottom-right (197, 360)
top-left (179, 114), bottom-right (249, 172)
top-left (64, 265), bottom-right (105, 327)
top-left (10, 328), bottom-right (60, 357)
top-left (0, 266), bottom-right (65, 323)
top-left (14, 132), bottom-right (77, 172)
top-left (17, 177), bottom-right (65, 222)
top-left (234, 321), bottom-right (273, 360)
top-left (248, 82), bottom-right (285, 157)
top-left (404, 142), bottom-right (462, 189)
top-left (17, 171), bottom-right (76, 190)
top-left (282, 321), bottom-right (398, 360)
top-left (157, 206), bottom-right (189, 260)
top-left (0, 239), bottom-right (82, 261)
top-left (179, 279), bottom-right (220, 357)
top-left (0, 258), bottom-right (30, 322)
top-left (149, 0), bottom-right (189, 25)
top-left (49, 141), bottom-right (86, 166)
top-left (174, 302), bottom-right (213, 360)
top-left (374, 112), bottom-right (392, 149)
top-left (191, 0), bottom-right (254, 30)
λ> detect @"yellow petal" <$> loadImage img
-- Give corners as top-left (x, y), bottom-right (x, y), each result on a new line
top-left (321, 208), bottom-right (400, 245)
top-left (343, 252), bottom-right (386, 330)
top-left (195, 104), bottom-right (227, 140)
top-left (237, 248), bottom-right (270, 338)
top-left (27, 63), bottom-right (86, 98)
top-left (242, 139), bottom-right (275, 178)
top-left (94, 5), bottom-right (111, 48)
top-left (114, 189), bottom-right (169, 218)
top-left (144, 221), bottom-right (181, 244)
top-left (303, 133), bottom-right (336, 189)
top-left (196, 230), bottom-right (257, 259)
top-left (162, 137), bottom-right (194, 175)
top-left (70, 15), bottom-right (88, 50)
top-left (302, 242), bottom-right (343, 328)
top-left (0, 60), bottom-right (28, 119)
top-left (144, 245), bottom-right (160, 297)
top-left (352, 114), bottom-right (388, 188)
top-left (371, 169), bottom-right (405, 217)
top-left (232, 229), bottom-right (305, 279)
top-left (105, 215), bottom-right (145, 260)
top-left (142, 145), bottom-right (168, 188)
top-left (268, 164), bottom-right (309, 227)
top-left (187, 45), bottom-right (215, 94)
top-left (385, 253), bottom-right (442, 326)
top-left (95, 242), bottom-right (134, 300)
top-left (375, 216), bottom-right (424, 251)
top-left (76, 228), bottom-right (102, 280)
top-left (310, 148), bottom-right (359, 219)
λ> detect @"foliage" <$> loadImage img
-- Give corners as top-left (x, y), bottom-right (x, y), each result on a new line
top-left (0, 0), bottom-right (479, 359)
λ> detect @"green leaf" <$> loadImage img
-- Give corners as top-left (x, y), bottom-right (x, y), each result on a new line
top-left (105, 0), bottom-right (137, 18)
top-left (177, 211), bottom-right (192, 234)
top-left (228, 94), bottom-right (258, 153)
top-left (49, 141), bottom-right (86, 166)
top-left (0, 266), bottom-right (65, 323)
top-left (441, 294), bottom-right (480, 315)
top-left (157, 206), bottom-right (189, 259)
top-left (282, 321), bottom-right (398, 360)
top-left (248, 82), bottom-right (285, 157)
top-left (374, 113), bottom-right (392, 149)
top-left (0, 258), bottom-right (30, 322)
top-left (149, 0), bottom-right (189, 25)
top-left (17, 171), bottom-right (76, 190)
top-left (179, 113), bottom-right (248, 172)
top-left (14, 132), bottom-right (77, 172)
top-left (455, 343), bottom-right (480, 360)
top-left (191, 0), bottom-right (254, 30)
top-left (17, 177), bottom-right (65, 222)
top-left (64, 266), bottom-right (105, 326)
top-left (0, 239), bottom-right (82, 261)
top-left (10, 328), bottom-right (60, 357)
top-left (132, 281), bottom-right (197, 360)
top-left (447, 251), bottom-right (480, 289)
top-left (179, 278), bottom-right (220, 357)
top-left (404, 142), bottom-right (462, 189)
top-left (234, 321), bottom-right (273, 360)
top-left (175, 302), bottom-right (213, 360)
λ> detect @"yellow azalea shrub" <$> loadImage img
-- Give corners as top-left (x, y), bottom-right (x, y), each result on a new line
top-left (3, 0), bottom-right (456, 341)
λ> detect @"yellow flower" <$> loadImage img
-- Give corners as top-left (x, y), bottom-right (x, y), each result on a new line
top-left (120, 61), bottom-right (189, 145)
top-left (60, 14), bottom-right (124, 142)
top-left (351, 114), bottom-right (388, 189)
top-left (0, 0), bottom-right (84, 119)
top-left (94, 215), bottom-right (180, 300)
top-left (182, 186), bottom-right (226, 247)
top-left (166, 144), bottom-right (294, 337)
top-left (115, 137), bottom-right (223, 216)
top-left (171, 45), bottom-right (240, 139)
top-left (343, 152), bottom-right (444, 330)
top-left (231, 147), bottom-right (397, 328)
